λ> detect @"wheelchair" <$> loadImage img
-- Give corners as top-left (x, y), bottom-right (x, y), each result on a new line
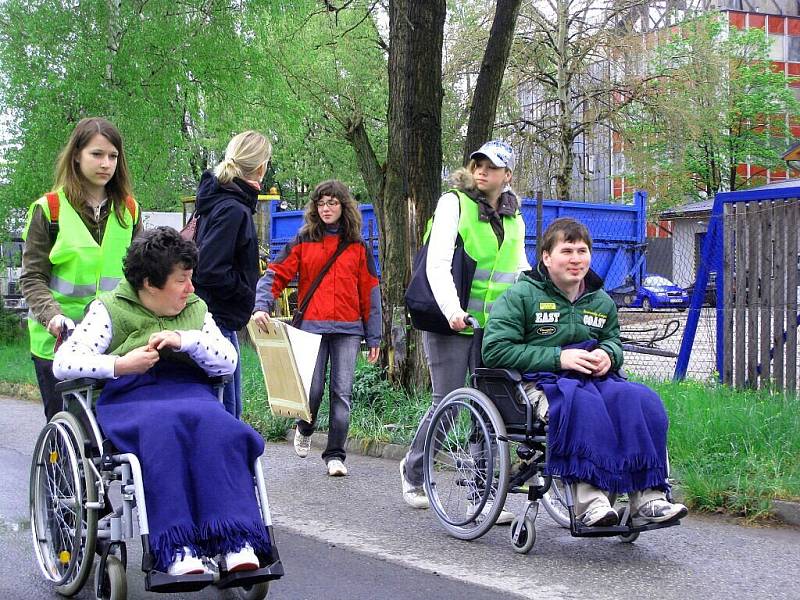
top-left (29, 376), bottom-right (284, 599)
top-left (422, 323), bottom-right (682, 554)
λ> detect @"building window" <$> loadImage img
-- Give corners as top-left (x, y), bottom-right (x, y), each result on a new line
top-left (788, 36), bottom-right (800, 62)
top-left (769, 34), bottom-right (786, 61)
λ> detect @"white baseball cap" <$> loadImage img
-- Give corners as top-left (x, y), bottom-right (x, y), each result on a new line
top-left (470, 140), bottom-right (515, 172)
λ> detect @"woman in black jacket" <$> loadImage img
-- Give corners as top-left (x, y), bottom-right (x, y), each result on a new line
top-left (192, 130), bottom-right (272, 418)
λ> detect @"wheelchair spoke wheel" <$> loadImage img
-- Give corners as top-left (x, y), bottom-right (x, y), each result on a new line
top-left (423, 388), bottom-right (510, 541)
top-left (541, 476), bottom-right (571, 528)
top-left (30, 411), bottom-right (98, 597)
top-left (95, 555), bottom-right (127, 600)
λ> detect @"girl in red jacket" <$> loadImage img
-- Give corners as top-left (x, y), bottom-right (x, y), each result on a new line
top-left (253, 180), bottom-right (381, 476)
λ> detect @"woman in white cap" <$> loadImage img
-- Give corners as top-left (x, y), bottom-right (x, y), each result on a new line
top-left (399, 140), bottom-right (529, 522)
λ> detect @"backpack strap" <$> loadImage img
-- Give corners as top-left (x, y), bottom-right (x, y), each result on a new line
top-left (45, 192), bottom-right (60, 244)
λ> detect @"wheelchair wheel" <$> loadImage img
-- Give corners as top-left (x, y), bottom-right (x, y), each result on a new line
top-left (94, 555), bottom-right (127, 600)
top-left (30, 411), bottom-right (98, 597)
top-left (618, 531), bottom-right (640, 544)
top-left (237, 582), bottom-right (270, 599)
top-left (509, 516), bottom-right (536, 554)
top-left (541, 476), bottom-right (571, 528)
top-left (423, 387), bottom-right (510, 541)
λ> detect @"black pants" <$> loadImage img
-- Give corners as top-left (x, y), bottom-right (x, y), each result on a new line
top-left (32, 356), bottom-right (63, 422)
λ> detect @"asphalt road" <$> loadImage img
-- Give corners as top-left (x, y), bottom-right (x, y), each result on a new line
top-left (2, 396), bottom-right (800, 600)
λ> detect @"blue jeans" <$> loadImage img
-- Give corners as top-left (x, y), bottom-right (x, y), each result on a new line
top-left (219, 327), bottom-right (242, 419)
top-left (297, 333), bottom-right (362, 463)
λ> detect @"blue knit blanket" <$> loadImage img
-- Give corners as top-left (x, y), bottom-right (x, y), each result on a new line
top-left (524, 342), bottom-right (669, 494)
top-left (96, 361), bottom-right (270, 571)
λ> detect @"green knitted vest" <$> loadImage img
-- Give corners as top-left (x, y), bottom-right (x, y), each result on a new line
top-left (97, 280), bottom-right (207, 356)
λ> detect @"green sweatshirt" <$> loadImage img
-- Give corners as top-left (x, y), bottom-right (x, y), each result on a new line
top-left (481, 265), bottom-right (623, 373)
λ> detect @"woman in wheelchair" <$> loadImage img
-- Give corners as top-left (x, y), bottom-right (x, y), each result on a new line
top-left (482, 218), bottom-right (688, 528)
top-left (52, 226), bottom-right (270, 576)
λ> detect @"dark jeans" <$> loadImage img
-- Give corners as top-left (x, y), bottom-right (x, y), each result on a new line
top-left (297, 333), bottom-right (361, 464)
top-left (219, 327), bottom-right (242, 419)
top-left (32, 355), bottom-right (62, 422)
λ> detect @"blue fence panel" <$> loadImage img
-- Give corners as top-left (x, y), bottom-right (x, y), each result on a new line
top-left (268, 190), bottom-right (647, 289)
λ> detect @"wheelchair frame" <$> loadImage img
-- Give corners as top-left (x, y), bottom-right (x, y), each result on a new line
top-left (421, 327), bottom-right (681, 554)
top-left (29, 376), bottom-right (284, 599)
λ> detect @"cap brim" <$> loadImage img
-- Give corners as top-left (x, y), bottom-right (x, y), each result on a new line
top-left (470, 151), bottom-right (505, 168)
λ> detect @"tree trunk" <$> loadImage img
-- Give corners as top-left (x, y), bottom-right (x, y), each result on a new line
top-left (462, 0), bottom-right (523, 165)
top-left (383, 0), bottom-right (446, 390)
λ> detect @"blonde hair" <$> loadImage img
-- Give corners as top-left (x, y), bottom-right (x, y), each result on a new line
top-left (213, 131), bottom-right (272, 184)
top-left (54, 117), bottom-right (133, 226)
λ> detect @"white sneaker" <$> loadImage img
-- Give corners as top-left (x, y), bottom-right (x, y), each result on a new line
top-left (467, 500), bottom-right (514, 525)
top-left (167, 547), bottom-right (208, 576)
top-left (293, 429), bottom-right (312, 458)
top-left (582, 504), bottom-right (619, 527)
top-left (399, 457), bottom-right (429, 509)
top-left (632, 499), bottom-right (688, 526)
top-left (224, 543), bottom-right (259, 573)
top-left (327, 459), bottom-right (348, 476)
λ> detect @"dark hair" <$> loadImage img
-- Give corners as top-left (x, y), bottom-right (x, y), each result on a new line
top-left (299, 179), bottom-right (363, 243)
top-left (123, 227), bottom-right (198, 290)
top-left (539, 218), bottom-right (592, 259)
top-left (54, 117), bottom-right (133, 227)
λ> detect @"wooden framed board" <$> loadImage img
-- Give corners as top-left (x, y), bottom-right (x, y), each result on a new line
top-left (246, 318), bottom-right (321, 423)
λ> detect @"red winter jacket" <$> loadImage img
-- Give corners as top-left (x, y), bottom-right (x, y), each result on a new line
top-left (254, 230), bottom-right (382, 347)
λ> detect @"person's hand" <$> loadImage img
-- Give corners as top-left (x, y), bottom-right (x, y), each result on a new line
top-left (559, 348), bottom-right (597, 374)
top-left (449, 310), bottom-right (470, 332)
top-left (252, 310), bottom-right (273, 332)
top-left (147, 330), bottom-right (181, 351)
top-left (114, 345), bottom-right (160, 376)
top-left (47, 314), bottom-right (75, 337)
top-left (587, 348), bottom-right (612, 377)
top-left (367, 347), bottom-right (380, 364)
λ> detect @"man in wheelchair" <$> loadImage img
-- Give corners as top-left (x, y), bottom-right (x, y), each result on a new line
top-left (52, 227), bottom-right (271, 577)
top-left (482, 217), bottom-right (687, 529)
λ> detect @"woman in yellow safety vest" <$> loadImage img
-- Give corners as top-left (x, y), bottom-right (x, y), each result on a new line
top-left (399, 140), bottom-right (529, 521)
top-left (20, 117), bottom-right (141, 421)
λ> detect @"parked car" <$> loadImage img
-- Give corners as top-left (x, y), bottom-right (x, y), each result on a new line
top-left (611, 274), bottom-right (689, 311)
top-left (685, 271), bottom-right (717, 307)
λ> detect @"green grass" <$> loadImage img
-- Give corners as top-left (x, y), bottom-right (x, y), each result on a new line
top-left (649, 378), bottom-right (800, 517)
top-left (0, 335), bottom-right (36, 385)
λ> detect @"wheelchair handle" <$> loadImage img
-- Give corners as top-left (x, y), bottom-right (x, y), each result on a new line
top-left (465, 315), bottom-right (481, 330)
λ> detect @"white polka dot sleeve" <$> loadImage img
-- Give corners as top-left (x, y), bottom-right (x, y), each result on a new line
top-left (52, 300), bottom-right (118, 380)
top-left (176, 313), bottom-right (238, 377)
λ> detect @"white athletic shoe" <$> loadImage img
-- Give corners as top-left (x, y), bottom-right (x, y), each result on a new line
top-left (224, 543), bottom-right (259, 573)
top-left (167, 547), bottom-right (208, 576)
top-left (467, 500), bottom-right (514, 525)
top-left (399, 457), bottom-right (429, 509)
top-left (327, 459), bottom-right (348, 477)
top-left (293, 429), bottom-right (312, 458)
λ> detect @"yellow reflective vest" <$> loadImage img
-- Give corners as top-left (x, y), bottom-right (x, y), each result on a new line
top-left (24, 189), bottom-right (138, 359)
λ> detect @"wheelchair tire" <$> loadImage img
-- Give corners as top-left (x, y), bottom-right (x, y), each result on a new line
top-left (541, 476), bottom-right (571, 528)
top-left (237, 582), bottom-right (270, 599)
top-left (618, 531), bottom-right (640, 544)
top-left (30, 411), bottom-right (98, 597)
top-left (422, 387), bottom-right (510, 541)
top-left (509, 516), bottom-right (536, 554)
top-left (95, 555), bottom-right (127, 600)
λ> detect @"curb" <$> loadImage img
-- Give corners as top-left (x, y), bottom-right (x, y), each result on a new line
top-left (282, 429), bottom-right (800, 528)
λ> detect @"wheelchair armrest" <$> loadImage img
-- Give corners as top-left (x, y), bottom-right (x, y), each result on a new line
top-left (55, 378), bottom-right (105, 393)
top-left (473, 368), bottom-right (522, 383)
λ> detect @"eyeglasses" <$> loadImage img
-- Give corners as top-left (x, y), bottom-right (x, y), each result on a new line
top-left (316, 199), bottom-right (340, 208)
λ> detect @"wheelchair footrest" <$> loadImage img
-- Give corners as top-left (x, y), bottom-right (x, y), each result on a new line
top-left (571, 517), bottom-right (681, 538)
top-left (216, 560), bottom-right (285, 589)
top-left (145, 570), bottom-right (214, 593)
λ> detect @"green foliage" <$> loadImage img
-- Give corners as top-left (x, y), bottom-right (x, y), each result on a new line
top-left (0, 307), bottom-right (24, 344)
top-left (0, 0), bottom-right (388, 226)
top-left (0, 334), bottom-right (35, 384)
top-left (621, 14), bottom-right (800, 215)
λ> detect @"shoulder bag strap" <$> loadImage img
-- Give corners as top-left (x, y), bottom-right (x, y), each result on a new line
top-left (293, 239), bottom-right (352, 324)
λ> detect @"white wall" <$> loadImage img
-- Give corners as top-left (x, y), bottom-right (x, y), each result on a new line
top-left (671, 218), bottom-right (709, 288)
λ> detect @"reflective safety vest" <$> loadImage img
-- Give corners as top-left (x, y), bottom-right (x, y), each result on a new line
top-left (455, 189), bottom-right (525, 329)
top-left (24, 189), bottom-right (138, 359)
